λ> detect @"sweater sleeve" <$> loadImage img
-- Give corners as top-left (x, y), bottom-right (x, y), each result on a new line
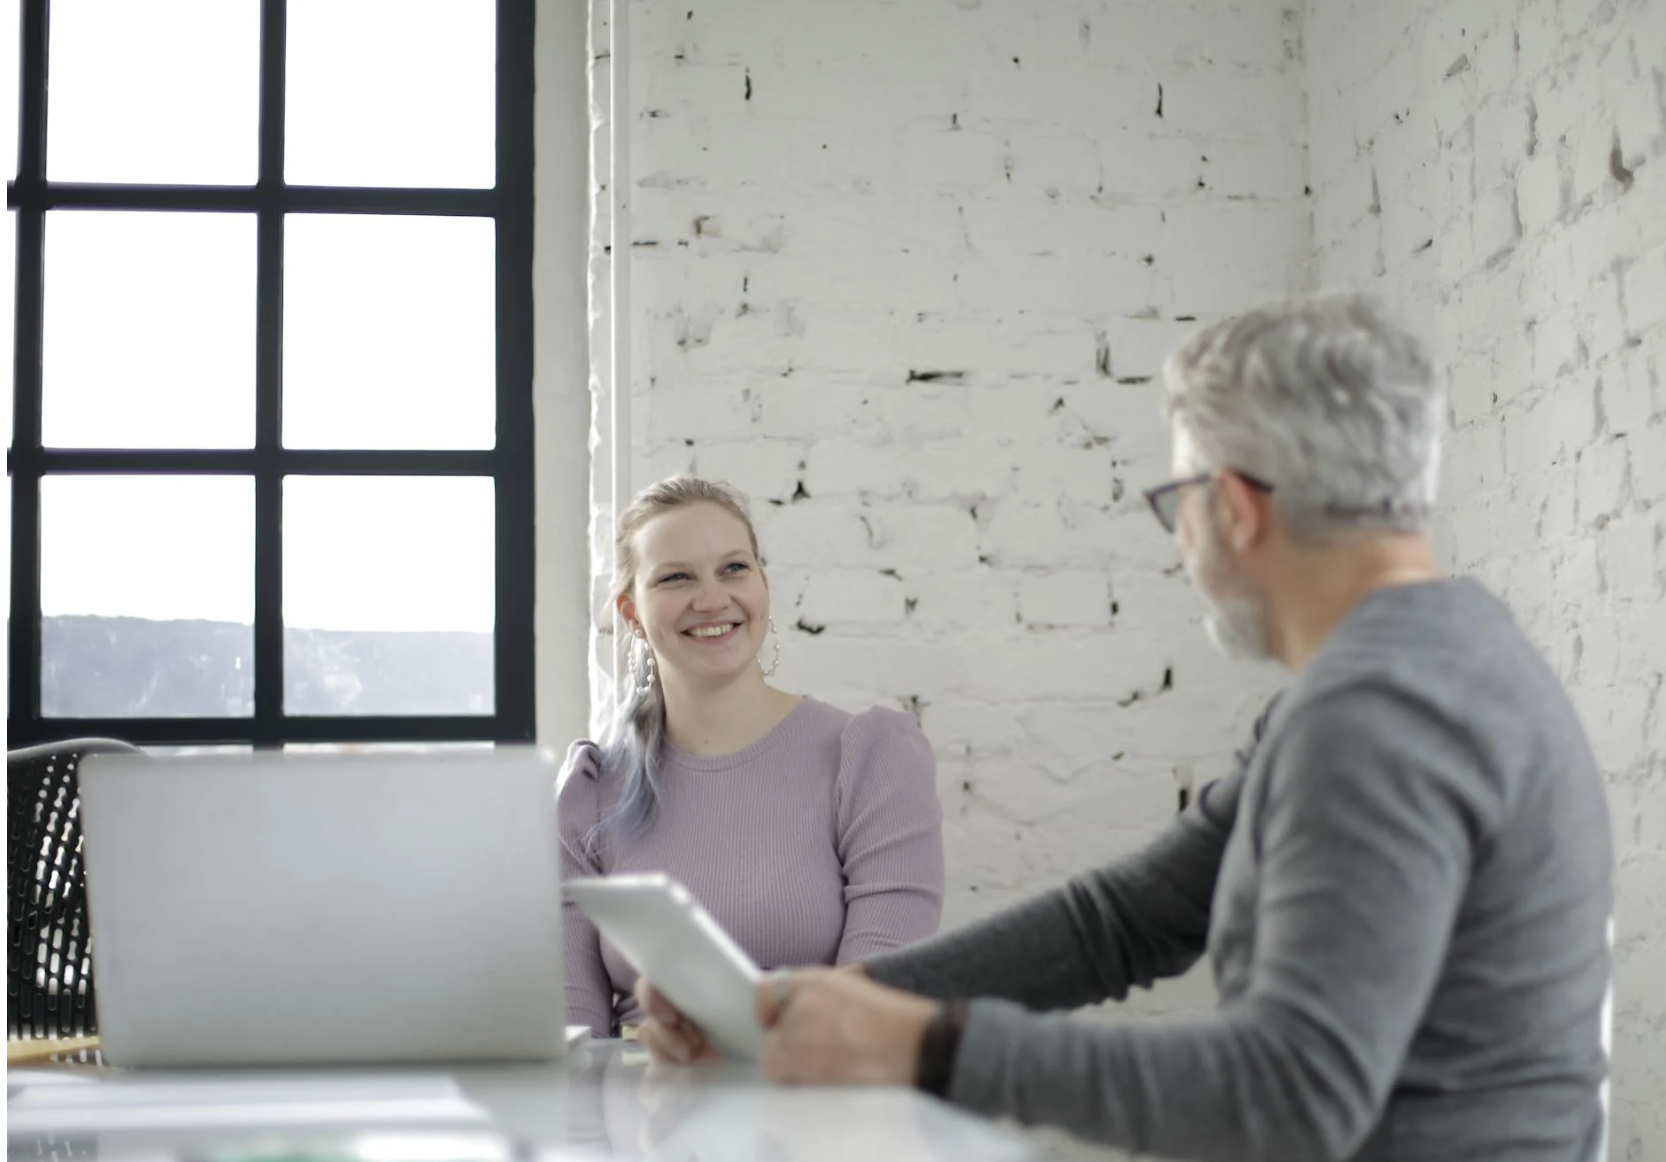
top-left (866, 767), bottom-right (1243, 1007)
top-left (830, 707), bottom-right (946, 963)
top-left (865, 695), bottom-right (1276, 1007)
top-left (941, 684), bottom-right (1486, 1162)
top-left (557, 740), bottom-right (616, 1038)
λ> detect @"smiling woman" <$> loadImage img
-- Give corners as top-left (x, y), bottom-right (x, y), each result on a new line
top-left (557, 476), bottom-right (946, 1039)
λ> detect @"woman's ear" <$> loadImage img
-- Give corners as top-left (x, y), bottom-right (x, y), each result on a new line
top-left (616, 591), bottom-right (642, 638)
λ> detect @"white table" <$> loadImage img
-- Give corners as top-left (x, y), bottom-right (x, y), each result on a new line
top-left (6, 1039), bottom-right (1058, 1161)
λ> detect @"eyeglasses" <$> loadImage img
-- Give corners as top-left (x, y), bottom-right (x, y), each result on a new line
top-left (1143, 471), bottom-right (1275, 534)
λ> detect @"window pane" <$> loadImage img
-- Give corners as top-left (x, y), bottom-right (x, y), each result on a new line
top-left (285, 0), bottom-right (495, 188)
top-left (40, 475), bottom-right (255, 717)
top-left (46, 0), bottom-right (259, 184)
top-left (43, 211), bottom-right (256, 449)
top-left (2, 0), bottom-right (17, 183)
top-left (283, 215), bottom-right (495, 450)
top-left (284, 476), bottom-right (493, 716)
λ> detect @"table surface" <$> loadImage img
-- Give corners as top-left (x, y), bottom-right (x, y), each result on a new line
top-left (5, 1039), bottom-right (1070, 1162)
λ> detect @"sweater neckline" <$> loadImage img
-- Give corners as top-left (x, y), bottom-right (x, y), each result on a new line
top-left (663, 697), bottom-right (820, 772)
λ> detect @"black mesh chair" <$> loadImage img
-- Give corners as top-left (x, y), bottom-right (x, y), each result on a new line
top-left (7, 738), bottom-right (144, 1042)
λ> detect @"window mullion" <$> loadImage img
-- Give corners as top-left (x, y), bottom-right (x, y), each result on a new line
top-left (251, 0), bottom-right (287, 747)
top-left (9, 0), bottom-right (51, 726)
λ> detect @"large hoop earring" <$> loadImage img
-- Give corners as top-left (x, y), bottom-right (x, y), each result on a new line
top-left (627, 633), bottom-right (656, 695)
top-left (759, 616), bottom-right (781, 677)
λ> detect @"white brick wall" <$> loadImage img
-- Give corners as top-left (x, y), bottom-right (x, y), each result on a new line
top-left (587, 0), bottom-right (1302, 1037)
top-left (575, 0), bottom-right (1664, 1156)
top-left (1306, 0), bottom-right (1666, 1156)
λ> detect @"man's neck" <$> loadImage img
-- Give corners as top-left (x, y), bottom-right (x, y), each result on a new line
top-left (661, 673), bottom-right (799, 756)
top-left (1264, 534), bottom-right (1442, 671)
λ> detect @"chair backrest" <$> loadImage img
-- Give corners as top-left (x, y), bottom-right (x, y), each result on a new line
top-left (7, 738), bottom-right (143, 1039)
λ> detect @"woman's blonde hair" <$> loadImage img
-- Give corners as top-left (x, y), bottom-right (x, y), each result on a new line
top-left (591, 476), bottom-right (761, 850)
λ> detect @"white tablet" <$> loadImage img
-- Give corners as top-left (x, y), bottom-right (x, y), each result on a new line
top-left (565, 873), bottom-right (764, 1060)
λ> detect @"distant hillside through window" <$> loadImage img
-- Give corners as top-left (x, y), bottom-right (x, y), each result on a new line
top-left (40, 616), bottom-right (493, 718)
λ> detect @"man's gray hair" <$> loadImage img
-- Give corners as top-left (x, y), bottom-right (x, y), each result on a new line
top-left (1162, 292), bottom-right (1444, 542)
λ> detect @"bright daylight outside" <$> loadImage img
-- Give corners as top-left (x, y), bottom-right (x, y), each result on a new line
top-left (6, 0), bottom-right (502, 724)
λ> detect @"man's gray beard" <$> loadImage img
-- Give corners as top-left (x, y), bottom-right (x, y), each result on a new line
top-left (1202, 591), bottom-right (1271, 661)
top-left (1192, 519), bottom-right (1273, 662)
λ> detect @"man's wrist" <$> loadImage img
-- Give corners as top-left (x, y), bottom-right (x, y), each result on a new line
top-left (913, 999), bottom-right (968, 1098)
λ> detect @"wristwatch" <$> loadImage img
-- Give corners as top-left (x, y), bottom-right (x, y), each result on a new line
top-left (914, 999), bottom-right (969, 1098)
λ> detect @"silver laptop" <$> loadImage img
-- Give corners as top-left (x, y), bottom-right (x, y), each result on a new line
top-left (78, 747), bottom-right (574, 1067)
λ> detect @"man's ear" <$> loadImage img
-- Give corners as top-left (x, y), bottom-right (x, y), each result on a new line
top-left (1215, 471), bottom-right (1272, 554)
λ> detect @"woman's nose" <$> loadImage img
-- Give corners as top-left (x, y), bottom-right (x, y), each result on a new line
top-left (690, 577), bottom-right (725, 610)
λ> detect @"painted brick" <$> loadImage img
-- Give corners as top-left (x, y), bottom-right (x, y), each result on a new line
top-left (1197, 139), bottom-right (1310, 201)
top-left (1493, 328), bottom-right (1535, 405)
top-left (1532, 309), bottom-right (1583, 381)
top-left (1306, 88), bottom-right (1361, 187)
top-left (979, 501), bottom-right (1121, 568)
top-left (1615, 70), bottom-right (1666, 167)
top-left (1516, 2), bottom-right (1560, 77)
top-left (858, 503), bottom-right (981, 569)
top-left (1474, 97), bottom-right (1534, 193)
top-left (1576, 436), bottom-right (1631, 525)
top-left (1448, 349), bottom-right (1497, 425)
top-left (1444, 422), bottom-right (1507, 499)
top-left (749, 502), bottom-right (875, 570)
top-left (692, 438), bottom-right (805, 503)
top-left (1471, 186), bottom-right (1519, 264)
top-left (1105, 315), bottom-right (1202, 381)
top-left (1536, 465), bottom-right (1580, 542)
top-left (1516, 151), bottom-right (1565, 233)
top-left (798, 569), bottom-right (908, 625)
top-left (1019, 571), bottom-right (1113, 629)
top-left (1572, 116), bottom-right (1622, 206)
top-left (803, 439), bottom-right (1000, 503)
top-left (1627, 419), bottom-right (1666, 505)
top-left (1380, 174), bottom-right (1438, 263)
top-left (1314, 155), bottom-right (1378, 248)
top-left (1158, 66), bottom-right (1307, 139)
top-left (1011, 443), bottom-right (1114, 504)
top-left (1603, 477), bottom-right (1661, 617)
top-left (905, 569), bottom-right (1021, 630)
top-left (1623, 248), bottom-right (1666, 336)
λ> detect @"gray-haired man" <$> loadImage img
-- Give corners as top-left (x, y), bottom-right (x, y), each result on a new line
top-left (638, 293), bottom-right (1613, 1162)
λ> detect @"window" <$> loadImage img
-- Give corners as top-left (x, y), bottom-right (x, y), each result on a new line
top-left (6, 0), bottom-right (535, 747)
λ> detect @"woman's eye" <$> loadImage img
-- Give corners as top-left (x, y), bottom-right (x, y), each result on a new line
top-left (724, 561), bottom-right (750, 573)
top-left (658, 572), bottom-right (689, 584)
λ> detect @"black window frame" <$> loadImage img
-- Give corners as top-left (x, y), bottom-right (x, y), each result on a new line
top-left (5, 0), bottom-right (536, 748)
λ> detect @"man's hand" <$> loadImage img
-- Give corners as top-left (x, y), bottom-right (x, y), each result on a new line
top-left (633, 977), bottom-right (720, 1066)
top-left (755, 968), bottom-right (937, 1086)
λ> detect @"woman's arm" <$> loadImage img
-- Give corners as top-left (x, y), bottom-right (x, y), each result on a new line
top-left (831, 708), bottom-right (946, 964)
top-left (557, 741), bottom-right (617, 1037)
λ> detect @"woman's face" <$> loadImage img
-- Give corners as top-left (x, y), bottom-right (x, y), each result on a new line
top-left (621, 502), bottom-right (770, 690)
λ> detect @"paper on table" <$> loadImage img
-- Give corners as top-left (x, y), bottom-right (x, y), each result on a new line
top-left (6, 1075), bottom-right (490, 1135)
top-left (6, 1068), bottom-right (102, 1087)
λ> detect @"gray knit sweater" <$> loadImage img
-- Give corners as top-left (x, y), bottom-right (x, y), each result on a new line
top-left (869, 580), bottom-right (1612, 1162)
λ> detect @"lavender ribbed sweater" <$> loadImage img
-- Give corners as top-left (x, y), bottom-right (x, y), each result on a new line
top-left (558, 697), bottom-right (945, 1037)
